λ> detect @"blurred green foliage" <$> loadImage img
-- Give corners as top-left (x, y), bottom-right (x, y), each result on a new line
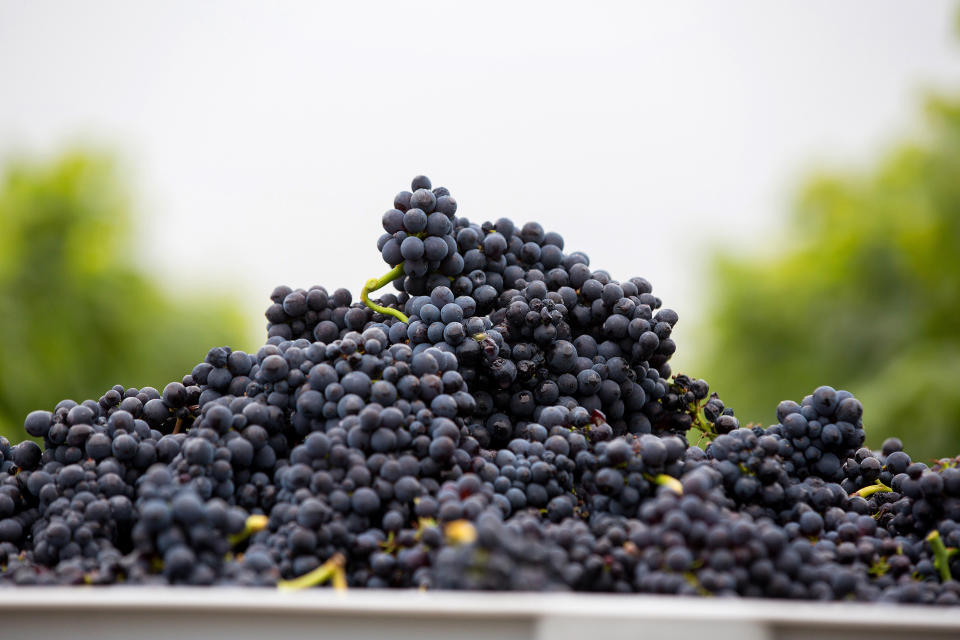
top-left (695, 93), bottom-right (960, 461)
top-left (0, 151), bottom-right (252, 442)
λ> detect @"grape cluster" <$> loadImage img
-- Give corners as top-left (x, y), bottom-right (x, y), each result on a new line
top-left (266, 286), bottom-right (377, 343)
top-left (769, 386), bottom-right (867, 482)
top-left (1, 175), bottom-right (959, 606)
top-left (380, 175), bottom-right (461, 296)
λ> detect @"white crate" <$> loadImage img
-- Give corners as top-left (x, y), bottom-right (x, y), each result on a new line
top-left (1, 588), bottom-right (959, 640)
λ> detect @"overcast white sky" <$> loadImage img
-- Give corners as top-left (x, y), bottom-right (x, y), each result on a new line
top-left (1, 1), bottom-right (959, 361)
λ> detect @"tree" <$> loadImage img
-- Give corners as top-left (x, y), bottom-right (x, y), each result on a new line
top-left (0, 151), bottom-right (253, 441)
top-left (694, 93), bottom-right (960, 461)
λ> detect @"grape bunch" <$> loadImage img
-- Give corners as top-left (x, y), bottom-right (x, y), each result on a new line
top-left (380, 175), bottom-right (462, 297)
top-left (0, 175), bottom-right (959, 606)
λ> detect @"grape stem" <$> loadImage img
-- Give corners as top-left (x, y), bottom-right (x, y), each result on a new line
top-left (228, 514), bottom-right (269, 547)
top-left (688, 402), bottom-right (714, 443)
top-left (926, 530), bottom-right (953, 582)
top-left (645, 473), bottom-right (683, 495)
top-left (851, 480), bottom-right (893, 498)
top-left (361, 263), bottom-right (409, 323)
top-left (277, 553), bottom-right (347, 591)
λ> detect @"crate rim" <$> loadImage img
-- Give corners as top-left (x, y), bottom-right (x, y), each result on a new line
top-left (0, 587), bottom-right (958, 629)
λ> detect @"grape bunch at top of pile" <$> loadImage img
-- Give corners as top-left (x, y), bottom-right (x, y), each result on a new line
top-left (1, 175), bottom-right (958, 606)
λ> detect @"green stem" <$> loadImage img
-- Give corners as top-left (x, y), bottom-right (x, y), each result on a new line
top-left (361, 264), bottom-right (409, 323)
top-left (228, 514), bottom-right (268, 547)
top-left (683, 571), bottom-right (711, 596)
top-left (851, 480), bottom-right (893, 498)
top-left (646, 473), bottom-right (683, 495)
top-left (277, 553), bottom-right (347, 591)
top-left (927, 530), bottom-right (953, 582)
top-left (679, 389), bottom-right (714, 444)
top-left (695, 403), bottom-right (713, 436)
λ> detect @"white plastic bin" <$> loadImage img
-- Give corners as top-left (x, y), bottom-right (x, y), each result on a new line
top-left (1, 588), bottom-right (959, 640)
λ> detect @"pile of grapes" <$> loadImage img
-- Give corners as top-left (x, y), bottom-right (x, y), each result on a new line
top-left (1, 175), bottom-right (959, 605)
